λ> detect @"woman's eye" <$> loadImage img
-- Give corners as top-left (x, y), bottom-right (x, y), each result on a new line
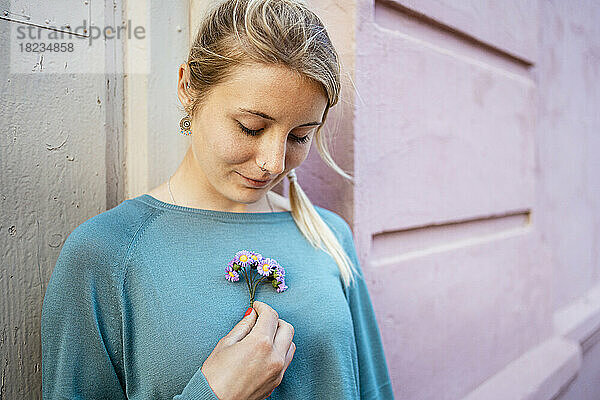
top-left (237, 122), bottom-right (262, 136)
top-left (290, 134), bottom-right (311, 144)
top-left (237, 121), bottom-right (311, 144)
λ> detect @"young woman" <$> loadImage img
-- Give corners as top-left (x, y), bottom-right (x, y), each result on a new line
top-left (41, 0), bottom-right (394, 399)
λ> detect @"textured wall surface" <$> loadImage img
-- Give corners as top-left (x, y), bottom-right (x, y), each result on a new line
top-left (352, 0), bottom-right (598, 399)
top-left (539, 1), bottom-right (600, 399)
top-left (0, 1), bottom-right (124, 398)
top-left (354, 0), bottom-right (545, 398)
top-left (125, 0), bottom-right (190, 199)
top-left (533, 0), bottom-right (600, 313)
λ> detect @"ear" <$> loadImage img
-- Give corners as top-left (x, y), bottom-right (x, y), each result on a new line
top-left (177, 63), bottom-right (193, 113)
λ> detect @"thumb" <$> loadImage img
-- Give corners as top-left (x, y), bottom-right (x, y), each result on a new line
top-left (221, 307), bottom-right (257, 346)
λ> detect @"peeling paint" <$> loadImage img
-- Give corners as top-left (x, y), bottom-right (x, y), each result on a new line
top-left (31, 54), bottom-right (44, 72)
top-left (45, 134), bottom-right (68, 151)
top-left (47, 233), bottom-right (63, 248)
top-left (1, 356), bottom-right (8, 400)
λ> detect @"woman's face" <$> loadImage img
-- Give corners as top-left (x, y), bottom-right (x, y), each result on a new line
top-left (177, 62), bottom-right (329, 208)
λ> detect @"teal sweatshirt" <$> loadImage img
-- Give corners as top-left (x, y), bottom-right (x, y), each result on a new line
top-left (41, 194), bottom-right (394, 399)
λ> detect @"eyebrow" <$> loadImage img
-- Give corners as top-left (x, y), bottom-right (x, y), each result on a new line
top-left (237, 107), bottom-right (323, 127)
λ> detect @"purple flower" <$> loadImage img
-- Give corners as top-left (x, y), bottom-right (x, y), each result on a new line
top-left (272, 265), bottom-right (286, 283)
top-left (249, 251), bottom-right (263, 265)
top-left (228, 259), bottom-right (241, 271)
top-left (257, 257), bottom-right (277, 277)
top-left (226, 250), bottom-right (289, 307)
top-left (276, 282), bottom-right (288, 293)
top-left (225, 265), bottom-right (240, 282)
top-left (234, 250), bottom-right (253, 268)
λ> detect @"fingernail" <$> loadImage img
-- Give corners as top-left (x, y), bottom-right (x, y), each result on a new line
top-left (244, 307), bottom-right (253, 318)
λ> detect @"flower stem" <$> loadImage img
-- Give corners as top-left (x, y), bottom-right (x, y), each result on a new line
top-left (241, 267), bottom-right (252, 305)
top-left (251, 276), bottom-right (268, 296)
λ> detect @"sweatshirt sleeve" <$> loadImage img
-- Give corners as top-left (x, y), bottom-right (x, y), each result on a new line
top-left (41, 223), bottom-right (129, 399)
top-left (339, 220), bottom-right (395, 399)
top-left (41, 221), bottom-right (220, 400)
top-left (172, 369), bottom-right (220, 399)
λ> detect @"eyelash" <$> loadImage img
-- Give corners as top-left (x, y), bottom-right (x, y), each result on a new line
top-left (237, 122), bottom-right (311, 144)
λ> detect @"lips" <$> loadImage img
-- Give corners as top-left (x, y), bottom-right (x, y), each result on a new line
top-left (244, 175), bottom-right (269, 182)
top-left (237, 172), bottom-right (272, 186)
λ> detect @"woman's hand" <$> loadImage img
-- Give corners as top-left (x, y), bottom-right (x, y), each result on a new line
top-left (200, 301), bottom-right (296, 400)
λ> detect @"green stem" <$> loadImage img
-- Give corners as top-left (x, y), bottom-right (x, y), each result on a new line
top-left (251, 276), bottom-right (268, 298)
top-left (241, 267), bottom-right (252, 306)
top-left (242, 267), bottom-right (251, 293)
top-left (246, 262), bottom-right (263, 308)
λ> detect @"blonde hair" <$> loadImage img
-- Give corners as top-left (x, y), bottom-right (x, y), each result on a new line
top-left (185, 0), bottom-right (358, 287)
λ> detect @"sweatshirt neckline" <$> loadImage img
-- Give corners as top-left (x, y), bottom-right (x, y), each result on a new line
top-left (133, 194), bottom-right (294, 222)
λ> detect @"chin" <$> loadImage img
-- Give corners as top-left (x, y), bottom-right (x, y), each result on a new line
top-left (231, 186), bottom-right (265, 201)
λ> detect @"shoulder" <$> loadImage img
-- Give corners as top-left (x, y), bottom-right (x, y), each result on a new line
top-left (313, 204), bottom-right (353, 245)
top-left (56, 197), bottom-right (160, 277)
top-left (313, 205), bottom-right (365, 288)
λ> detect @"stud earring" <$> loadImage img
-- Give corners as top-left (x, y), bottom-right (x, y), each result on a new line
top-left (180, 114), bottom-right (192, 136)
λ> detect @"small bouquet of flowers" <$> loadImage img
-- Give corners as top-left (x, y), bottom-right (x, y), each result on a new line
top-left (225, 250), bottom-right (288, 307)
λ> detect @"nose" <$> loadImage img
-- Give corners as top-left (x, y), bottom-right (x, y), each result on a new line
top-left (256, 133), bottom-right (286, 176)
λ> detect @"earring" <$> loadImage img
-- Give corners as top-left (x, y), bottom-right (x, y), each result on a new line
top-left (180, 114), bottom-right (192, 136)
